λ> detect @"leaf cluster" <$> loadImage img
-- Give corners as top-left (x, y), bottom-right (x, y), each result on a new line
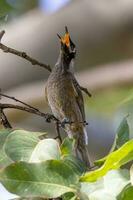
top-left (0, 117), bottom-right (133, 199)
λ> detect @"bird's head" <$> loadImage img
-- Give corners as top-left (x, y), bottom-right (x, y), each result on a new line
top-left (57, 27), bottom-right (76, 66)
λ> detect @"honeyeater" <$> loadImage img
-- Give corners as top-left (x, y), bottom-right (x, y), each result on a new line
top-left (45, 27), bottom-right (90, 167)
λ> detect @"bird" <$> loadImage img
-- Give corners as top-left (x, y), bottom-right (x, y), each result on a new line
top-left (45, 27), bottom-right (90, 167)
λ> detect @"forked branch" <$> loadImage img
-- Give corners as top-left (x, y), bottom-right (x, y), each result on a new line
top-left (0, 30), bottom-right (51, 72)
top-left (0, 103), bottom-right (57, 123)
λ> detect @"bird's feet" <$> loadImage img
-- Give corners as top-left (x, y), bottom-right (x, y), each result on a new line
top-left (60, 117), bottom-right (71, 128)
top-left (45, 114), bottom-right (57, 123)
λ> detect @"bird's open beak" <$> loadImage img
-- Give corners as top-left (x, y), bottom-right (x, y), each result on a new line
top-left (57, 26), bottom-right (70, 47)
top-left (57, 27), bottom-right (76, 59)
top-left (61, 27), bottom-right (70, 47)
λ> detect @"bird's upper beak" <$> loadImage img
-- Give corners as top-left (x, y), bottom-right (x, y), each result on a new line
top-left (61, 27), bottom-right (70, 47)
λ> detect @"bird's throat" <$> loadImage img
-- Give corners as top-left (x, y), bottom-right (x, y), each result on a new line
top-left (55, 51), bottom-right (70, 73)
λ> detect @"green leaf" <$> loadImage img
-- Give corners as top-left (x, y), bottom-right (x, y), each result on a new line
top-left (0, 160), bottom-right (79, 198)
top-left (94, 156), bottom-right (106, 167)
top-left (80, 169), bottom-right (130, 200)
top-left (80, 140), bottom-right (133, 182)
top-left (0, 129), bottom-right (12, 149)
top-left (95, 117), bottom-right (130, 167)
top-left (63, 156), bottom-right (86, 176)
top-left (117, 183), bottom-right (133, 200)
top-left (61, 138), bottom-right (75, 157)
top-left (60, 137), bottom-right (85, 177)
top-left (4, 130), bottom-right (56, 162)
top-left (130, 164), bottom-right (133, 186)
top-left (62, 192), bottom-right (77, 200)
top-left (108, 117), bottom-right (129, 153)
top-left (61, 138), bottom-right (85, 176)
top-left (0, 129), bottom-right (13, 168)
top-left (115, 117), bottom-right (129, 149)
top-left (29, 139), bottom-right (61, 162)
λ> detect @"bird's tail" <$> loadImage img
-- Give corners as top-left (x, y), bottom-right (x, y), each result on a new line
top-left (83, 127), bottom-right (88, 145)
top-left (67, 127), bottom-right (91, 167)
top-left (76, 128), bottom-right (91, 168)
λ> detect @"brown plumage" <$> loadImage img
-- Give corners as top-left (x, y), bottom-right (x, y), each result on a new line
top-left (45, 27), bottom-right (90, 167)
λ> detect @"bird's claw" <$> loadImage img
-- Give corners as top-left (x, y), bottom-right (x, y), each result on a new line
top-left (45, 114), bottom-right (53, 123)
top-left (60, 118), bottom-right (71, 128)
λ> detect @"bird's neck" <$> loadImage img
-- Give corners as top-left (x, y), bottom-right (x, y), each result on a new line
top-left (55, 51), bottom-right (72, 73)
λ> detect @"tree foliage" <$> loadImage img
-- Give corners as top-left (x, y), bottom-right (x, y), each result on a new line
top-left (0, 117), bottom-right (133, 200)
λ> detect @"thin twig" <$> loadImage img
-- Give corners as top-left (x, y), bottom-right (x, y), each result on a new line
top-left (54, 122), bottom-right (62, 143)
top-left (0, 92), bottom-right (88, 125)
top-left (0, 30), bottom-right (5, 42)
top-left (0, 92), bottom-right (57, 123)
top-left (0, 89), bottom-right (12, 128)
top-left (0, 102), bottom-right (88, 126)
top-left (0, 43), bottom-right (51, 72)
top-left (0, 103), bottom-right (57, 123)
top-left (0, 30), bottom-right (51, 72)
top-left (80, 86), bottom-right (92, 97)
top-left (72, 75), bottom-right (92, 97)
top-left (0, 109), bottom-right (12, 128)
top-left (0, 93), bottom-right (39, 111)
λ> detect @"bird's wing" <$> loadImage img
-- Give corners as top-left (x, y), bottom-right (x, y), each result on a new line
top-left (71, 74), bottom-right (86, 122)
top-left (71, 74), bottom-right (89, 145)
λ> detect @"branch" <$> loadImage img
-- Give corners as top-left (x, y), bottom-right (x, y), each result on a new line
top-left (80, 86), bottom-right (92, 97)
top-left (0, 109), bottom-right (12, 128)
top-left (0, 93), bottom-right (40, 111)
top-left (0, 92), bottom-right (88, 126)
top-left (0, 103), bottom-right (57, 123)
top-left (0, 102), bottom-right (88, 127)
top-left (72, 75), bottom-right (92, 97)
top-left (0, 30), bottom-right (51, 72)
top-left (54, 122), bottom-right (62, 143)
top-left (0, 30), bottom-right (5, 42)
top-left (0, 93), bottom-right (57, 123)
top-left (0, 89), bottom-right (12, 128)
